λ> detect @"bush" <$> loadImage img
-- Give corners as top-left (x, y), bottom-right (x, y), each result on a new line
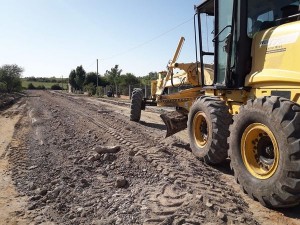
top-left (96, 86), bottom-right (104, 97)
top-left (13, 79), bottom-right (22, 92)
top-left (0, 64), bottom-right (23, 93)
top-left (28, 83), bottom-right (36, 89)
top-left (84, 83), bottom-right (96, 96)
top-left (36, 85), bottom-right (46, 90)
top-left (0, 82), bottom-right (6, 92)
top-left (51, 84), bottom-right (62, 90)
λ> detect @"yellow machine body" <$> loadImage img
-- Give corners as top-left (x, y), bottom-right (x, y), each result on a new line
top-left (155, 20), bottom-right (300, 113)
top-left (142, 0), bottom-right (300, 209)
top-left (246, 21), bottom-right (300, 104)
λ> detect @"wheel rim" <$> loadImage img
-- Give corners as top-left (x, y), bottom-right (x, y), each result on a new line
top-left (193, 112), bottom-right (209, 148)
top-left (241, 123), bottom-right (279, 180)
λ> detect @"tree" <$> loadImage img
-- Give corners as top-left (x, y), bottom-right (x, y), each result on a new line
top-left (84, 72), bottom-right (97, 86)
top-left (104, 65), bottom-right (122, 94)
top-left (82, 72), bottom-right (109, 97)
top-left (140, 71), bottom-right (158, 86)
top-left (28, 83), bottom-right (36, 89)
top-left (119, 73), bottom-right (140, 86)
top-left (69, 65), bottom-right (86, 91)
top-left (75, 65), bottom-right (86, 91)
top-left (69, 69), bottom-right (78, 90)
top-left (51, 84), bottom-right (62, 90)
top-left (84, 72), bottom-right (108, 87)
top-left (0, 64), bottom-right (23, 93)
top-left (118, 73), bottom-right (141, 96)
top-left (84, 83), bottom-right (96, 96)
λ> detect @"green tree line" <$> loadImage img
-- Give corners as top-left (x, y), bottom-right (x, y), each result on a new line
top-left (69, 64), bottom-right (158, 96)
top-left (25, 76), bottom-right (68, 83)
top-left (0, 63), bottom-right (158, 95)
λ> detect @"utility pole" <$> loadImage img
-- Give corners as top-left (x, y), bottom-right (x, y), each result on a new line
top-left (97, 59), bottom-right (99, 88)
top-left (61, 75), bottom-right (63, 90)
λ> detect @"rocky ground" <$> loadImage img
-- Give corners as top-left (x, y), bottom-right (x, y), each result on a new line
top-left (1, 90), bottom-right (300, 225)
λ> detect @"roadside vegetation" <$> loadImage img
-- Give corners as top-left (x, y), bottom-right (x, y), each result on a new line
top-left (0, 63), bottom-right (157, 97)
top-left (69, 64), bottom-right (158, 97)
top-left (0, 64), bottom-right (23, 93)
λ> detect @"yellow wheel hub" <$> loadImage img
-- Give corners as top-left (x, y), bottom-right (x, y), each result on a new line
top-left (193, 112), bottom-right (209, 148)
top-left (241, 123), bottom-right (279, 180)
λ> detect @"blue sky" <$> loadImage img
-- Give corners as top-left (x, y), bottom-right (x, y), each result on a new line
top-left (0, 0), bottom-right (202, 77)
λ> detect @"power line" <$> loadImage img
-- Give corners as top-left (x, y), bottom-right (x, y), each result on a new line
top-left (86, 60), bottom-right (96, 69)
top-left (99, 17), bottom-right (194, 61)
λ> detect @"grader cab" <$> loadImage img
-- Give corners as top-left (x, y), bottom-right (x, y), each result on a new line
top-left (130, 0), bottom-right (300, 208)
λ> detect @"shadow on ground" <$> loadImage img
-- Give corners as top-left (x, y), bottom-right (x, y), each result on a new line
top-left (139, 121), bottom-right (166, 130)
top-left (211, 159), bottom-right (233, 176)
top-left (277, 204), bottom-right (300, 218)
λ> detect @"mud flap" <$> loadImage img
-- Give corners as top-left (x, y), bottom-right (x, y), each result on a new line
top-left (160, 111), bottom-right (188, 137)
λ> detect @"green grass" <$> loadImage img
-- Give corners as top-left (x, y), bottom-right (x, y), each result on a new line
top-left (21, 79), bottom-right (67, 90)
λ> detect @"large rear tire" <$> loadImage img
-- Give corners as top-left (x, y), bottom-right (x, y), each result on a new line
top-left (130, 88), bottom-right (143, 122)
top-left (229, 96), bottom-right (300, 208)
top-left (188, 96), bottom-right (232, 164)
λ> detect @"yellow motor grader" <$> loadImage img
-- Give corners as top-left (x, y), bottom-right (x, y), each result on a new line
top-left (130, 0), bottom-right (300, 208)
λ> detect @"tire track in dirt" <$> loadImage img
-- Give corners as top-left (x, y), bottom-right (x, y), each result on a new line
top-left (65, 92), bottom-right (300, 225)
top-left (5, 91), bottom-right (300, 224)
top-left (45, 91), bottom-right (258, 224)
top-left (0, 99), bottom-right (31, 224)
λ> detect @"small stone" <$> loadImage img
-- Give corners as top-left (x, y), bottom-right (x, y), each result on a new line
top-left (205, 199), bottom-right (214, 208)
top-left (101, 170), bottom-right (108, 177)
top-left (28, 203), bottom-right (37, 210)
top-left (94, 154), bottom-right (101, 160)
top-left (62, 143), bottom-right (72, 149)
top-left (77, 207), bottom-right (84, 213)
top-left (115, 217), bottom-right (122, 224)
top-left (50, 179), bottom-right (60, 186)
top-left (103, 154), bottom-right (109, 161)
top-left (28, 182), bottom-right (37, 191)
top-left (124, 126), bottom-right (131, 131)
top-left (217, 209), bottom-right (227, 221)
top-left (115, 176), bottom-right (127, 188)
top-left (81, 179), bottom-right (89, 187)
top-left (29, 195), bottom-right (42, 201)
top-left (128, 150), bottom-right (137, 156)
top-left (88, 155), bottom-right (96, 162)
top-left (78, 159), bottom-right (84, 164)
top-left (53, 186), bottom-right (63, 197)
top-left (93, 145), bottom-right (121, 154)
top-left (196, 195), bottom-right (203, 201)
top-left (28, 166), bottom-right (38, 170)
top-left (39, 189), bottom-right (48, 196)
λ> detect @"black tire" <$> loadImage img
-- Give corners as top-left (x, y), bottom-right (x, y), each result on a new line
top-left (188, 96), bottom-right (232, 164)
top-left (130, 88), bottom-right (143, 122)
top-left (229, 96), bottom-right (300, 208)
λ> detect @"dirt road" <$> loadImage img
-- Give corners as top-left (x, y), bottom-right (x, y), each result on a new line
top-left (1, 90), bottom-right (300, 225)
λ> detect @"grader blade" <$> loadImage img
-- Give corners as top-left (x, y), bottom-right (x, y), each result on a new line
top-left (160, 111), bottom-right (188, 137)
